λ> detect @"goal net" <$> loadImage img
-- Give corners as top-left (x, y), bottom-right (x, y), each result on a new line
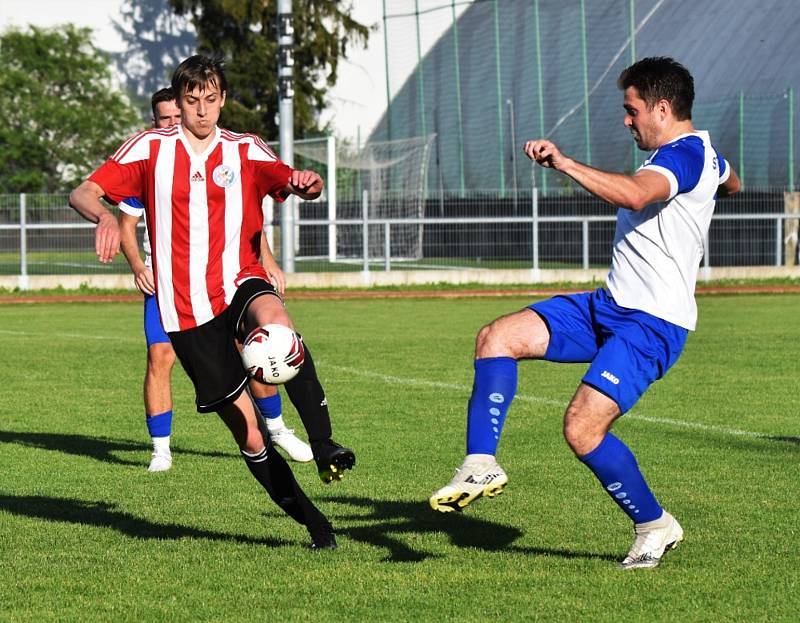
top-left (291, 134), bottom-right (435, 262)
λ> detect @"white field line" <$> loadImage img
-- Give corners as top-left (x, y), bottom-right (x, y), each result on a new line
top-left (0, 328), bottom-right (780, 440)
top-left (324, 363), bottom-right (564, 408)
top-left (0, 329), bottom-right (136, 342)
top-left (324, 363), bottom-right (779, 441)
top-left (44, 262), bottom-right (115, 270)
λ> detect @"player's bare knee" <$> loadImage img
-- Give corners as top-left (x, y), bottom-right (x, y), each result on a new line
top-left (242, 432), bottom-right (265, 454)
top-left (475, 319), bottom-right (517, 358)
top-left (563, 408), bottom-right (600, 456)
top-left (147, 343), bottom-right (176, 372)
top-left (474, 323), bottom-right (493, 356)
top-left (243, 293), bottom-right (291, 335)
top-left (249, 380), bottom-right (277, 399)
top-left (562, 415), bottom-right (582, 454)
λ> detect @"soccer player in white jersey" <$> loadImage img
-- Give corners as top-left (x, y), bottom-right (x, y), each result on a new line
top-left (430, 57), bottom-right (741, 569)
top-left (119, 87), bottom-right (313, 472)
top-left (70, 55), bottom-right (353, 548)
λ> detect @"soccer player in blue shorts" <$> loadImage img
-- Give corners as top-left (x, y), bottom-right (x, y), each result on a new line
top-left (118, 88), bottom-right (314, 472)
top-left (430, 57), bottom-right (741, 569)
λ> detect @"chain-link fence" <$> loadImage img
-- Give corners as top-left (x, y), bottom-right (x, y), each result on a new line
top-left (377, 0), bottom-right (800, 194)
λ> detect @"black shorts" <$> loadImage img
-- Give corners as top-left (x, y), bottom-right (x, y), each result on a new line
top-left (168, 278), bottom-right (282, 413)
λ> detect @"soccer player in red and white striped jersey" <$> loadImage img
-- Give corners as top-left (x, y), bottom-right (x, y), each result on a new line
top-left (92, 104), bottom-right (292, 331)
top-left (70, 55), bottom-right (353, 549)
top-left (117, 87), bottom-right (314, 474)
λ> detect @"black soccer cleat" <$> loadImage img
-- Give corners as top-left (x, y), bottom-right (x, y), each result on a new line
top-left (312, 439), bottom-right (355, 484)
top-left (308, 521), bottom-right (338, 550)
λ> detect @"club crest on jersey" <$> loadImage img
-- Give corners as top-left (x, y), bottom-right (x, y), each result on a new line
top-left (212, 164), bottom-right (236, 188)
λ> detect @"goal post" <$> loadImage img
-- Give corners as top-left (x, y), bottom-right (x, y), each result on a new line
top-left (267, 134), bottom-right (435, 266)
top-left (292, 134), bottom-right (435, 263)
top-left (327, 135), bottom-right (337, 262)
top-left (265, 136), bottom-right (337, 262)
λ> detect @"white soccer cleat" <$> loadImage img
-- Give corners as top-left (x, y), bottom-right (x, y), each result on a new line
top-left (429, 459), bottom-right (508, 513)
top-left (270, 427), bottom-right (314, 463)
top-left (148, 451), bottom-right (172, 473)
top-left (619, 511), bottom-right (684, 570)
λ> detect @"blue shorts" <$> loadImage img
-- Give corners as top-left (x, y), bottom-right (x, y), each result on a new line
top-left (529, 288), bottom-right (688, 414)
top-left (144, 294), bottom-right (170, 348)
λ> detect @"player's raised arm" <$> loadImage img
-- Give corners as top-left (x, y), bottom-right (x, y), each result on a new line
top-left (69, 180), bottom-right (120, 263)
top-left (524, 138), bottom-right (670, 211)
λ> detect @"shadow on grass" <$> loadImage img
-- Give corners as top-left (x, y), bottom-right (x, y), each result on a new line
top-left (0, 491), bottom-right (620, 562)
top-left (0, 430), bottom-right (231, 466)
top-left (324, 495), bottom-right (619, 564)
top-left (765, 435), bottom-right (800, 445)
top-left (0, 493), bottom-right (291, 547)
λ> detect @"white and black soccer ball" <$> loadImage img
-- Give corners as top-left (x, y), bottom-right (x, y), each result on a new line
top-left (242, 324), bottom-right (305, 385)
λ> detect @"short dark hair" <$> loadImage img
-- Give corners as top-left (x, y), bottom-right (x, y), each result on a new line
top-left (617, 57), bottom-right (694, 121)
top-left (171, 55), bottom-right (227, 102)
top-left (150, 87), bottom-right (175, 119)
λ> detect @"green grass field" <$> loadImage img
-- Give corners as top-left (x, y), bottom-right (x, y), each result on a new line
top-left (1, 294), bottom-right (798, 622)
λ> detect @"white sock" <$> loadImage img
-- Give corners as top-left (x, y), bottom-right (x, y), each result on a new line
top-left (635, 510), bottom-right (670, 529)
top-left (152, 436), bottom-right (171, 455)
top-left (464, 453), bottom-right (495, 464)
top-left (266, 415), bottom-right (286, 433)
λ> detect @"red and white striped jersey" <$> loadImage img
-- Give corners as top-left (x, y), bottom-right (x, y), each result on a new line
top-left (90, 125), bottom-right (292, 332)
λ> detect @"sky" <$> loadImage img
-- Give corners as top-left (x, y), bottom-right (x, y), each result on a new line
top-left (0, 0), bottom-right (392, 142)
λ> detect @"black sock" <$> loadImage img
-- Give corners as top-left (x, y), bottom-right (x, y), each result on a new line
top-left (241, 446), bottom-right (328, 528)
top-left (284, 343), bottom-right (333, 444)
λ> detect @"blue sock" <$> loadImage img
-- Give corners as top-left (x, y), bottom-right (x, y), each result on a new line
top-left (579, 432), bottom-right (663, 523)
top-left (466, 357), bottom-right (517, 455)
top-left (146, 410), bottom-right (172, 438)
top-left (254, 393), bottom-right (282, 420)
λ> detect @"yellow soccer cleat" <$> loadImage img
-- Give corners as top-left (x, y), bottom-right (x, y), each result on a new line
top-left (429, 459), bottom-right (508, 512)
top-left (313, 439), bottom-right (355, 484)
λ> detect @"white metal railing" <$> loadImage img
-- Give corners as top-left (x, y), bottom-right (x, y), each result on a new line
top-left (1, 191), bottom-right (799, 285)
top-left (291, 213), bottom-right (800, 272)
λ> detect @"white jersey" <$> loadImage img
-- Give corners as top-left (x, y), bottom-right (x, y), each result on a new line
top-left (119, 197), bottom-right (151, 268)
top-left (606, 131), bottom-right (730, 331)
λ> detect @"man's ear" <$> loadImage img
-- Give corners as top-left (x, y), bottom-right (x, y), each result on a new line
top-left (656, 98), bottom-right (671, 121)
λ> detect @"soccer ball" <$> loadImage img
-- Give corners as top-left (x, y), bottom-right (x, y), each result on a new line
top-left (242, 324), bottom-right (305, 385)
